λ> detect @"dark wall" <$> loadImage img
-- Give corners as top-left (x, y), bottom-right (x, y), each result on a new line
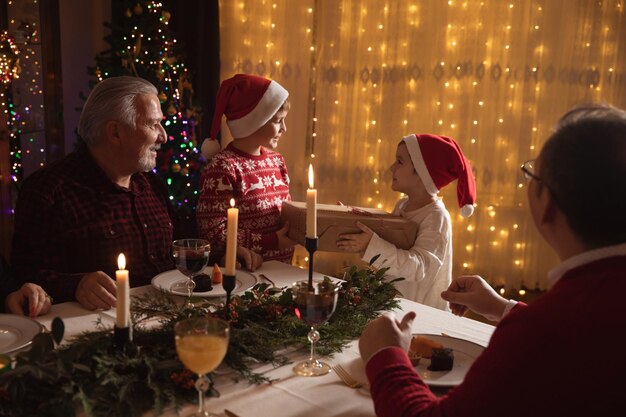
top-left (167, 0), bottom-right (220, 141)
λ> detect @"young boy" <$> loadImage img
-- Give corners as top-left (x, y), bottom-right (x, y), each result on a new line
top-left (337, 134), bottom-right (475, 310)
top-left (197, 74), bottom-right (295, 271)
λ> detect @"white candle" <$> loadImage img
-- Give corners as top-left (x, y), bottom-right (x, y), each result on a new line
top-left (225, 198), bottom-right (239, 275)
top-left (116, 253), bottom-right (130, 328)
top-left (306, 164), bottom-right (317, 238)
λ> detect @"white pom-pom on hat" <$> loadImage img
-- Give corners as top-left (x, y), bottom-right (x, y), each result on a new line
top-left (201, 138), bottom-right (221, 160)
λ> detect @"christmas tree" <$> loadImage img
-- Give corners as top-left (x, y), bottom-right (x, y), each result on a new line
top-left (88, 0), bottom-right (203, 230)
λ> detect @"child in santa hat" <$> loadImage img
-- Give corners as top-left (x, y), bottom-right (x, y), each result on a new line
top-left (197, 74), bottom-right (295, 271)
top-left (337, 134), bottom-right (476, 310)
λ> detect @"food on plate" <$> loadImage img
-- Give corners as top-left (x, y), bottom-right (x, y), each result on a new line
top-left (427, 347), bottom-right (454, 371)
top-left (193, 274), bottom-right (213, 292)
top-left (408, 351), bottom-right (422, 366)
top-left (211, 263), bottom-right (223, 284)
top-left (410, 335), bottom-right (444, 359)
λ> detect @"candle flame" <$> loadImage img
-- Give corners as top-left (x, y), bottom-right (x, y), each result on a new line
top-left (308, 164), bottom-right (314, 188)
top-left (230, 198), bottom-right (235, 208)
top-left (117, 253), bottom-right (126, 270)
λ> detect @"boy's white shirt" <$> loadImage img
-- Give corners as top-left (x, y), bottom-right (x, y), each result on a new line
top-left (362, 197), bottom-right (452, 311)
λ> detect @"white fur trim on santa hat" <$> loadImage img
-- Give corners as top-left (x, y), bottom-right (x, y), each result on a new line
top-left (460, 204), bottom-right (474, 218)
top-left (227, 80), bottom-right (288, 138)
top-left (402, 134), bottom-right (439, 196)
top-left (201, 138), bottom-right (222, 160)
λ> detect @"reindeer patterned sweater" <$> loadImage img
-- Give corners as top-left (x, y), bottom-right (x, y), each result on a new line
top-left (196, 143), bottom-right (293, 264)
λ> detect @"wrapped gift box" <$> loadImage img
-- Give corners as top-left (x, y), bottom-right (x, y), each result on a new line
top-left (281, 201), bottom-right (418, 252)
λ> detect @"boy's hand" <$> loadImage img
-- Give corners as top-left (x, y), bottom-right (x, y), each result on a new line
top-left (336, 221), bottom-right (374, 253)
top-left (276, 221), bottom-right (296, 249)
top-left (236, 246), bottom-right (263, 271)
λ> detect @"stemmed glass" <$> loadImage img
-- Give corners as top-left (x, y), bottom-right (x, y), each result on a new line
top-left (174, 317), bottom-right (230, 417)
top-left (292, 279), bottom-right (339, 376)
top-left (172, 239), bottom-right (211, 308)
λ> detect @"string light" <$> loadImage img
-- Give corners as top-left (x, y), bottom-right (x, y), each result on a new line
top-left (218, 0), bottom-right (625, 289)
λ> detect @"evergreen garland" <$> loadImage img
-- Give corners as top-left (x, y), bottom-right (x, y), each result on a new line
top-left (0, 259), bottom-right (401, 417)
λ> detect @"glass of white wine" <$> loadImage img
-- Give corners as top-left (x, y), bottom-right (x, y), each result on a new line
top-left (174, 317), bottom-right (230, 417)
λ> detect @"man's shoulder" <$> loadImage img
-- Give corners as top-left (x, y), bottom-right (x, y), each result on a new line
top-left (21, 150), bottom-right (83, 191)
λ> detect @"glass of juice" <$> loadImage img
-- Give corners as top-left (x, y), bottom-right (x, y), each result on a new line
top-left (174, 317), bottom-right (229, 416)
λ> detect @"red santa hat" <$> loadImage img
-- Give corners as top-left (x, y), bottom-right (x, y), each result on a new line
top-left (202, 74), bottom-right (289, 159)
top-left (402, 133), bottom-right (476, 217)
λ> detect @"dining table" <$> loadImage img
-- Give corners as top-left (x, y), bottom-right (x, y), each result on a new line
top-left (32, 261), bottom-right (496, 417)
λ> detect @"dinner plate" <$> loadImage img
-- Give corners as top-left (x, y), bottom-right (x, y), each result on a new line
top-left (0, 314), bottom-right (44, 354)
top-left (151, 268), bottom-right (257, 298)
top-left (412, 334), bottom-right (484, 387)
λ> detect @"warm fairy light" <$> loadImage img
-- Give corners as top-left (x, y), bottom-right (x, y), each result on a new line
top-left (215, 0), bottom-right (624, 294)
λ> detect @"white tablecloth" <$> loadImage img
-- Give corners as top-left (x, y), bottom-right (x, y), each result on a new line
top-left (35, 261), bottom-right (495, 417)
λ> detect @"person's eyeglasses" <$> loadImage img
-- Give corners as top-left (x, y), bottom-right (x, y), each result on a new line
top-left (521, 160), bottom-right (541, 182)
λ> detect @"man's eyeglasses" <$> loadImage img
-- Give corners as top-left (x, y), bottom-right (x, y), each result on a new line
top-left (521, 160), bottom-right (541, 182)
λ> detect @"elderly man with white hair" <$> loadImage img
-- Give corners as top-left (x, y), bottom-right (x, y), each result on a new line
top-left (11, 76), bottom-right (175, 310)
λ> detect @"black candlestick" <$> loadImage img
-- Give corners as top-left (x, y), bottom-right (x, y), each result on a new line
top-left (113, 326), bottom-right (133, 351)
top-left (223, 274), bottom-right (236, 307)
top-left (305, 236), bottom-right (318, 290)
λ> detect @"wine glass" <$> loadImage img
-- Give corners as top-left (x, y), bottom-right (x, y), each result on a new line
top-left (172, 239), bottom-right (211, 308)
top-left (292, 279), bottom-right (339, 376)
top-left (174, 317), bottom-right (230, 417)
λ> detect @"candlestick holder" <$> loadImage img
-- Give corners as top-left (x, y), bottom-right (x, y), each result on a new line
top-left (113, 326), bottom-right (133, 352)
top-left (223, 274), bottom-right (236, 307)
top-left (305, 236), bottom-right (318, 290)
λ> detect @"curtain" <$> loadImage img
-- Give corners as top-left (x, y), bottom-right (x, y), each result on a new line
top-left (219, 0), bottom-right (626, 290)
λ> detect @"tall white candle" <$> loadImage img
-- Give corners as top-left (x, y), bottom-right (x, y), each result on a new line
top-left (225, 198), bottom-right (239, 275)
top-left (116, 253), bottom-right (130, 328)
top-left (306, 164), bottom-right (317, 238)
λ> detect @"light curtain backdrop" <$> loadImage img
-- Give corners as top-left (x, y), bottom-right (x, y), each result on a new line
top-left (218, 0), bottom-right (626, 292)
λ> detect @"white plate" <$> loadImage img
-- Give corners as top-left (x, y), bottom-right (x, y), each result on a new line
top-left (0, 314), bottom-right (44, 354)
top-left (413, 334), bottom-right (484, 387)
top-left (151, 268), bottom-right (257, 298)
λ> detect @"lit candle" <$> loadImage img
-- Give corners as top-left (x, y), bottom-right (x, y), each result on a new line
top-left (116, 253), bottom-right (130, 328)
top-left (225, 198), bottom-right (239, 275)
top-left (306, 164), bottom-right (317, 238)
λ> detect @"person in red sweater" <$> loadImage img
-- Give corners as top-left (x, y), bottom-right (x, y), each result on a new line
top-left (359, 103), bottom-right (626, 417)
top-left (197, 74), bottom-right (295, 271)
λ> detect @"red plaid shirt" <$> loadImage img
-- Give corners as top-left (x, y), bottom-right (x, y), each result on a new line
top-left (11, 146), bottom-right (175, 302)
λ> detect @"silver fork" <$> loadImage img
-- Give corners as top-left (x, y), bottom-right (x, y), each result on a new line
top-left (332, 364), bottom-right (365, 389)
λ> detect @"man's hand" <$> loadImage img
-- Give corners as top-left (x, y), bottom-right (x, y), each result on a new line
top-left (359, 311), bottom-right (416, 363)
top-left (441, 275), bottom-right (508, 320)
top-left (75, 271), bottom-right (117, 310)
top-left (5, 283), bottom-right (52, 317)
top-left (336, 221), bottom-right (374, 253)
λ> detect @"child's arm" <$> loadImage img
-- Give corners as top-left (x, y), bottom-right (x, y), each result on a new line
top-left (196, 161), bottom-right (235, 263)
top-left (363, 210), bottom-right (450, 285)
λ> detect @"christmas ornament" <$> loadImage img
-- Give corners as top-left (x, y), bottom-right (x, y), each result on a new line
top-left (133, 3), bottom-right (143, 15)
top-left (158, 92), bottom-right (167, 102)
top-left (162, 11), bottom-right (171, 23)
top-left (167, 103), bottom-right (177, 116)
top-left (171, 163), bottom-right (181, 173)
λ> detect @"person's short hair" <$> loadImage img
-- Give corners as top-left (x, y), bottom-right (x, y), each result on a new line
top-left (540, 103), bottom-right (626, 247)
top-left (77, 76), bottom-right (158, 146)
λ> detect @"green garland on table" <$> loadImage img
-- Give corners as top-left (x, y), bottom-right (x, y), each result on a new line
top-left (0, 257), bottom-right (401, 417)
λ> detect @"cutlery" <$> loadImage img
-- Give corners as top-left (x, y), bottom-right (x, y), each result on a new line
top-left (258, 273), bottom-right (276, 287)
top-left (332, 364), bottom-right (365, 389)
top-left (224, 409), bottom-right (243, 417)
